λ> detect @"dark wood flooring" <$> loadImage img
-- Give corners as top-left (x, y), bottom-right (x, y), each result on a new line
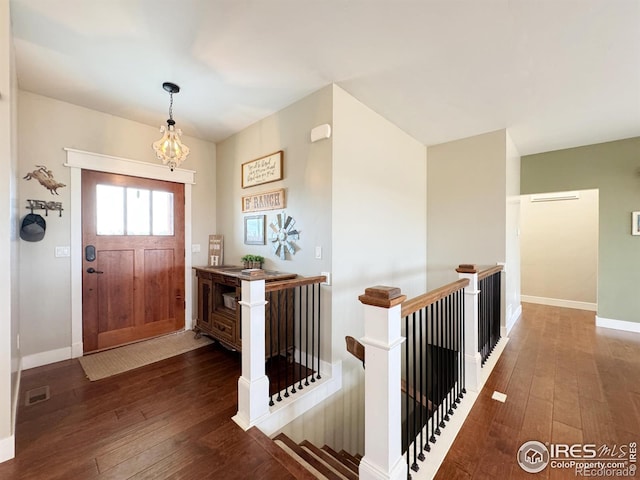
top-left (435, 303), bottom-right (640, 479)
top-left (0, 342), bottom-right (311, 480)
top-left (2, 303), bottom-right (639, 479)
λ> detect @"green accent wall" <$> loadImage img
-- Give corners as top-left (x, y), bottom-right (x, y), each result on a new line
top-left (521, 136), bottom-right (640, 323)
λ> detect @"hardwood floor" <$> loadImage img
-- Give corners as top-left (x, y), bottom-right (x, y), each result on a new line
top-left (0, 342), bottom-right (307, 480)
top-left (2, 303), bottom-right (638, 479)
top-left (436, 303), bottom-right (640, 479)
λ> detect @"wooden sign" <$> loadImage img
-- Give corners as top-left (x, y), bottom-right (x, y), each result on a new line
top-left (208, 235), bottom-right (224, 266)
top-left (241, 151), bottom-right (283, 188)
top-left (241, 188), bottom-right (286, 213)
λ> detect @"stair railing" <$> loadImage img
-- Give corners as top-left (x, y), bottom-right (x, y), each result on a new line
top-left (356, 263), bottom-right (504, 480)
top-left (233, 272), bottom-right (326, 431)
top-left (265, 276), bottom-right (325, 406)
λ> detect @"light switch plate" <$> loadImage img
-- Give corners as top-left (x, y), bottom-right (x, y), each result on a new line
top-left (192, 244), bottom-right (201, 253)
top-left (55, 246), bottom-right (70, 257)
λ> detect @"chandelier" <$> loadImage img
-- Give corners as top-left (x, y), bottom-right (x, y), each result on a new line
top-left (152, 82), bottom-right (190, 171)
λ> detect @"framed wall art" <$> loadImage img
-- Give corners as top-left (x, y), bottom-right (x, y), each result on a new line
top-left (244, 215), bottom-right (266, 245)
top-left (241, 151), bottom-right (283, 188)
top-left (241, 188), bottom-right (286, 213)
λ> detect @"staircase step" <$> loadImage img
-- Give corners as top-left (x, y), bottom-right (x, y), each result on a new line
top-left (339, 450), bottom-right (362, 471)
top-left (246, 427), bottom-right (317, 480)
top-left (300, 440), bottom-right (358, 480)
top-left (274, 433), bottom-right (344, 480)
top-left (321, 445), bottom-right (359, 474)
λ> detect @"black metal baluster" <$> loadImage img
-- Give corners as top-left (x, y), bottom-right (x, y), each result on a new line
top-left (304, 284), bottom-right (310, 387)
top-left (444, 296), bottom-right (451, 422)
top-left (410, 312), bottom-right (418, 472)
top-left (291, 286), bottom-right (299, 395)
top-left (283, 288), bottom-right (290, 398)
top-left (299, 286), bottom-right (306, 390)
top-left (316, 284), bottom-right (322, 380)
top-left (429, 303), bottom-right (436, 444)
top-left (268, 291), bottom-right (274, 407)
top-left (418, 308), bottom-right (426, 460)
top-left (434, 299), bottom-right (442, 436)
top-left (404, 314), bottom-right (410, 476)
top-left (311, 284), bottom-right (316, 383)
top-left (455, 290), bottom-right (462, 404)
top-left (275, 291), bottom-right (282, 402)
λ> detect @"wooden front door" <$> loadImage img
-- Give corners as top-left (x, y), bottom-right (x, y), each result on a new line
top-left (82, 170), bottom-right (185, 353)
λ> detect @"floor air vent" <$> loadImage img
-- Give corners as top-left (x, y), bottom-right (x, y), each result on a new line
top-left (25, 386), bottom-right (50, 406)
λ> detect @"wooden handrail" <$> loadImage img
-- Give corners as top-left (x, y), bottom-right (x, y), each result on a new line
top-left (345, 336), bottom-right (365, 367)
top-left (401, 278), bottom-right (469, 318)
top-left (265, 275), bottom-right (327, 293)
top-left (478, 265), bottom-right (503, 281)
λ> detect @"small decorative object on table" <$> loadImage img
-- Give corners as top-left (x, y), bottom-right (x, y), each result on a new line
top-left (241, 254), bottom-right (264, 269)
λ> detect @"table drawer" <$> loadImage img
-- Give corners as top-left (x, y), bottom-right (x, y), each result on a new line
top-left (212, 316), bottom-right (235, 343)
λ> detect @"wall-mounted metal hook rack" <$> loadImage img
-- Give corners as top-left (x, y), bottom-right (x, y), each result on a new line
top-left (26, 199), bottom-right (63, 217)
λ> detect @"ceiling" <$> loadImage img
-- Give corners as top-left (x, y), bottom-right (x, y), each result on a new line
top-left (9, 0), bottom-right (640, 156)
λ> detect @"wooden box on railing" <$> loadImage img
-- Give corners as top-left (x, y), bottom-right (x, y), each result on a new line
top-left (193, 265), bottom-right (296, 356)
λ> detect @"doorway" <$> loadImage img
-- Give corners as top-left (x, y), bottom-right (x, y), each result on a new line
top-left (81, 170), bottom-right (185, 353)
top-left (520, 189), bottom-right (599, 311)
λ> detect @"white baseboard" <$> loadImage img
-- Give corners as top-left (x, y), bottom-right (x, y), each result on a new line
top-left (12, 360), bottom-right (21, 430)
top-left (505, 303), bottom-right (522, 335)
top-left (0, 434), bottom-right (15, 463)
top-left (71, 342), bottom-right (83, 359)
top-left (595, 316), bottom-right (640, 334)
top-left (521, 295), bottom-right (597, 311)
top-left (22, 346), bottom-right (72, 370)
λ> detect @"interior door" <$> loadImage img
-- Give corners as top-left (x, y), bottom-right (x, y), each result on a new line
top-left (82, 170), bottom-right (185, 353)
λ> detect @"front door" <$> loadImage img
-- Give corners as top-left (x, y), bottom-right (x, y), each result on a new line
top-left (82, 170), bottom-right (185, 353)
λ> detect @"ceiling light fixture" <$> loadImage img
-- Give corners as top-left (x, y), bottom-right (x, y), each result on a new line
top-left (152, 82), bottom-right (190, 171)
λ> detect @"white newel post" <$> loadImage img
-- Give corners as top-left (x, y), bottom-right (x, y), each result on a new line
top-left (358, 286), bottom-right (408, 480)
top-left (232, 274), bottom-right (270, 430)
top-left (456, 264), bottom-right (482, 393)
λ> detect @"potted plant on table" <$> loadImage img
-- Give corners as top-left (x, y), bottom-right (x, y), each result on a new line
top-left (241, 254), bottom-right (264, 269)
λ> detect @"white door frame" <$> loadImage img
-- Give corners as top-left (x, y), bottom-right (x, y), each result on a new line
top-left (64, 148), bottom-right (196, 358)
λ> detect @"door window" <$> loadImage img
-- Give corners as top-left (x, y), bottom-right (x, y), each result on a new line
top-left (96, 184), bottom-right (174, 236)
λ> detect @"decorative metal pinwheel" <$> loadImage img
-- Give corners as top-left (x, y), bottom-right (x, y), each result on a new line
top-left (270, 211), bottom-right (300, 260)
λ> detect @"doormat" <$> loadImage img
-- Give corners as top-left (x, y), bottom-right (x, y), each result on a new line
top-left (78, 331), bottom-right (213, 381)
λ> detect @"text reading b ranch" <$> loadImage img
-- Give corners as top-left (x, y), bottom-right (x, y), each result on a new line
top-left (242, 189), bottom-right (285, 213)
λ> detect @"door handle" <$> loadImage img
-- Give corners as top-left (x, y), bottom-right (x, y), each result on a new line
top-left (86, 267), bottom-right (104, 274)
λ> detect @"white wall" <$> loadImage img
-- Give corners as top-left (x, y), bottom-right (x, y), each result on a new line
top-left (216, 85), bottom-right (333, 361)
top-left (285, 84), bottom-right (427, 454)
top-left (520, 189), bottom-right (598, 307)
top-left (215, 86), bottom-right (333, 276)
top-left (427, 130), bottom-right (508, 289)
top-left (505, 132), bottom-right (522, 330)
top-left (217, 84), bottom-right (427, 454)
top-left (17, 91), bottom-right (216, 361)
top-left (0, 0), bottom-right (19, 462)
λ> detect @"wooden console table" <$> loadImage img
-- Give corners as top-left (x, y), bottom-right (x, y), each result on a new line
top-left (193, 266), bottom-right (297, 353)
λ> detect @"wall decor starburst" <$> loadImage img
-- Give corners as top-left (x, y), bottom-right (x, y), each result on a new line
top-left (270, 211), bottom-right (300, 260)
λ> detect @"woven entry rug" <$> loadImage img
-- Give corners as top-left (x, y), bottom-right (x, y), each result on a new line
top-left (78, 330), bottom-right (213, 381)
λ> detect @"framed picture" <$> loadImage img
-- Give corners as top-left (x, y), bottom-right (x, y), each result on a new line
top-left (241, 151), bottom-right (283, 188)
top-left (241, 188), bottom-right (286, 213)
top-left (244, 215), bottom-right (266, 245)
top-left (632, 212), bottom-right (640, 236)
top-left (208, 234), bottom-right (223, 266)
